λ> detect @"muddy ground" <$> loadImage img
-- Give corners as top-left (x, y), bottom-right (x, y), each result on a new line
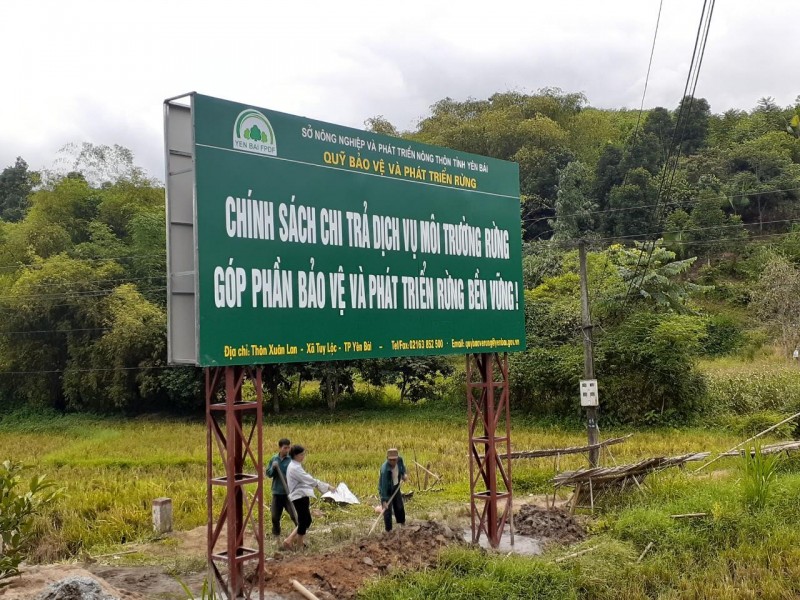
top-left (263, 520), bottom-right (464, 599)
top-left (3, 503), bottom-right (586, 599)
top-left (514, 504), bottom-right (586, 545)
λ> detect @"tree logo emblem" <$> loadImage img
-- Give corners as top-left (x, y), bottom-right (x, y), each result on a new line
top-left (233, 109), bottom-right (277, 156)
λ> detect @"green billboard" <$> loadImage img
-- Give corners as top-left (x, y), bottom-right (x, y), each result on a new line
top-left (165, 93), bottom-right (525, 366)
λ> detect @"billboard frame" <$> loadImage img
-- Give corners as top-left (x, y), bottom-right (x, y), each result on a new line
top-left (165, 92), bottom-right (525, 367)
top-left (164, 92), bottom-right (198, 365)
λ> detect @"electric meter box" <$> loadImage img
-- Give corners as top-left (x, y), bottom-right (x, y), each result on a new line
top-left (579, 379), bottom-right (599, 407)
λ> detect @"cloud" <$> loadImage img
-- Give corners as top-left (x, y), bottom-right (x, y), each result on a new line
top-left (1, 0), bottom-right (798, 176)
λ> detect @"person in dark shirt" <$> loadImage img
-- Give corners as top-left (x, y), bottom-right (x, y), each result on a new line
top-left (266, 438), bottom-right (296, 536)
top-left (378, 448), bottom-right (408, 532)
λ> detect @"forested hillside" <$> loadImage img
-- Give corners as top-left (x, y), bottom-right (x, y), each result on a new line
top-left (2, 90), bottom-right (800, 420)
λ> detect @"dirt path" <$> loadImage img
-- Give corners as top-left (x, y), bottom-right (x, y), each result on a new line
top-left (6, 503), bottom-right (582, 599)
top-left (262, 520), bottom-right (465, 599)
top-left (86, 565), bottom-right (207, 599)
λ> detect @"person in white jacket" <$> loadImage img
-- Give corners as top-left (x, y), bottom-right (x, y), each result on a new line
top-left (282, 444), bottom-right (332, 551)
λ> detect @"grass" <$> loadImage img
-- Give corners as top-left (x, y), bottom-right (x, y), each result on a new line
top-left (361, 467), bottom-right (800, 599)
top-left (698, 354), bottom-right (800, 438)
top-left (0, 403), bottom-right (745, 561)
top-left (701, 354), bottom-right (800, 415)
top-left (3, 369), bottom-right (800, 597)
top-left (740, 442), bottom-right (782, 510)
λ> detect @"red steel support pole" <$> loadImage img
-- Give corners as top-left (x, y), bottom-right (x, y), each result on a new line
top-left (225, 366), bottom-right (243, 597)
top-left (206, 368), bottom-right (215, 589)
top-left (483, 354), bottom-right (499, 547)
top-left (252, 367), bottom-right (265, 597)
top-left (468, 352), bottom-right (512, 549)
top-left (207, 366), bottom-right (265, 599)
top-left (467, 355), bottom-right (477, 542)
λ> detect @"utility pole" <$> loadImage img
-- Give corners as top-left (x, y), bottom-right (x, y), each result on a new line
top-left (579, 241), bottom-right (600, 467)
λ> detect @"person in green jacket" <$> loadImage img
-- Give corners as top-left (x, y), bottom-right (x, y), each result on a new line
top-left (378, 448), bottom-right (408, 532)
top-left (267, 438), bottom-right (296, 536)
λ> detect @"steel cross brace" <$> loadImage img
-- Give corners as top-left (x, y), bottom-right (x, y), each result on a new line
top-left (206, 366), bottom-right (265, 599)
top-left (467, 352), bottom-right (513, 548)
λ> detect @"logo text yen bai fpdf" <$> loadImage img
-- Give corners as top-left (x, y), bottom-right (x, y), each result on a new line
top-left (233, 109), bottom-right (277, 156)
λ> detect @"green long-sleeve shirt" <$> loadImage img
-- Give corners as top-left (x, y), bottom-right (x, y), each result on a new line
top-left (378, 457), bottom-right (406, 501)
top-left (266, 453), bottom-right (291, 495)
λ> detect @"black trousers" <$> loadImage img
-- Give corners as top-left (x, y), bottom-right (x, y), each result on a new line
top-left (383, 485), bottom-right (405, 532)
top-left (270, 493), bottom-right (297, 535)
top-left (292, 496), bottom-right (312, 535)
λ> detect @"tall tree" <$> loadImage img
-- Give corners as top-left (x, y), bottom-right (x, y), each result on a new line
top-left (593, 144), bottom-right (625, 210)
top-left (0, 158), bottom-right (37, 223)
top-left (621, 131), bottom-right (663, 176)
top-left (643, 107), bottom-right (674, 162)
top-left (364, 116), bottom-right (399, 137)
top-left (605, 168), bottom-right (660, 238)
top-left (44, 143), bottom-right (153, 188)
top-left (685, 189), bottom-right (747, 262)
top-left (549, 161), bottom-right (596, 241)
top-left (751, 255), bottom-right (800, 355)
top-left (675, 96), bottom-right (711, 155)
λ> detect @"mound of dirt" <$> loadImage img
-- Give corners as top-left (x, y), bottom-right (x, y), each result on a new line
top-left (514, 505), bottom-right (585, 545)
top-left (35, 576), bottom-right (118, 600)
top-left (263, 520), bottom-right (464, 599)
top-left (0, 565), bottom-right (143, 600)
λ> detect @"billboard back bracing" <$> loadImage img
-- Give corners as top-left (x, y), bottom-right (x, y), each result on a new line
top-left (165, 93), bottom-right (525, 366)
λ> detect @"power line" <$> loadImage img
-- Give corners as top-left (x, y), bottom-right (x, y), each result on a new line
top-left (624, 0), bottom-right (716, 307)
top-left (527, 186), bottom-right (800, 227)
top-left (0, 286), bottom-right (167, 307)
top-left (0, 327), bottom-right (110, 336)
top-left (0, 252), bottom-right (166, 272)
top-left (665, 231), bottom-right (783, 246)
top-left (0, 285), bottom-right (167, 303)
top-left (583, 0), bottom-right (664, 327)
top-left (526, 216), bottom-right (796, 250)
top-left (622, 0), bottom-right (711, 300)
top-left (4, 275), bottom-right (166, 292)
top-left (607, 216), bottom-right (797, 242)
top-left (628, 0), bottom-right (664, 155)
top-left (0, 365), bottom-right (179, 376)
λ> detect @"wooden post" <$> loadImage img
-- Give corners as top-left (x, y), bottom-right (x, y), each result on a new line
top-left (579, 241), bottom-right (599, 467)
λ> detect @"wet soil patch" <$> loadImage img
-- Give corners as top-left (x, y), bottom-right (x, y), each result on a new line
top-left (514, 504), bottom-right (585, 545)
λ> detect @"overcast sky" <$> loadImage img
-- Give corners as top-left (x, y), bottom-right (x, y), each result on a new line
top-left (1, 0), bottom-right (796, 181)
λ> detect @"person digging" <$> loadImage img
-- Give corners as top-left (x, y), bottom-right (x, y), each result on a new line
top-left (378, 448), bottom-right (408, 532)
top-left (266, 438), bottom-right (297, 538)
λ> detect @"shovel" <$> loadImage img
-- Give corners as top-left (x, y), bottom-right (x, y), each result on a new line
top-left (272, 461), bottom-right (299, 524)
top-left (369, 482), bottom-right (402, 535)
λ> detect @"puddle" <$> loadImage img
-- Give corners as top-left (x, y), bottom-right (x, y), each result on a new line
top-left (462, 530), bottom-right (544, 555)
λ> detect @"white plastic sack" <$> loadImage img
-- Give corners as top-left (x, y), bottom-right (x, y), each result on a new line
top-left (321, 482), bottom-right (360, 504)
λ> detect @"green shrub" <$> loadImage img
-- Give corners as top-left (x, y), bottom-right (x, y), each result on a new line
top-left (702, 314), bottom-right (744, 356)
top-left (509, 345), bottom-right (584, 417)
top-left (597, 312), bottom-right (708, 424)
top-left (0, 461), bottom-right (62, 580)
